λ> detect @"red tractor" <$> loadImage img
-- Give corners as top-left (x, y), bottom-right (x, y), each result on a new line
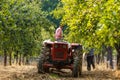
top-left (37, 41), bottom-right (83, 77)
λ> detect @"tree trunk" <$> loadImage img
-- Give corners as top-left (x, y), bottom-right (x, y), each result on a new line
top-left (9, 51), bottom-right (12, 65)
top-left (16, 51), bottom-right (19, 64)
top-left (4, 49), bottom-right (7, 66)
top-left (106, 46), bottom-right (113, 69)
top-left (14, 51), bottom-right (19, 64)
top-left (117, 53), bottom-right (120, 69)
top-left (96, 53), bottom-right (100, 64)
top-left (115, 44), bottom-right (120, 70)
top-left (25, 56), bottom-right (29, 65)
top-left (22, 55), bottom-right (25, 65)
top-left (101, 46), bottom-right (106, 63)
top-left (19, 53), bottom-right (22, 65)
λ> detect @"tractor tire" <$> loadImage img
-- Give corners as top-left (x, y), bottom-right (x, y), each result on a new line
top-left (37, 54), bottom-right (45, 73)
top-left (72, 45), bottom-right (82, 77)
top-left (37, 46), bottom-right (50, 73)
top-left (72, 56), bottom-right (80, 77)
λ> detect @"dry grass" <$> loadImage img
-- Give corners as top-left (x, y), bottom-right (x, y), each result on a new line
top-left (0, 63), bottom-right (120, 80)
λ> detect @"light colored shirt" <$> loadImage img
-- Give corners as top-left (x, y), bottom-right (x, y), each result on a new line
top-left (55, 27), bottom-right (63, 40)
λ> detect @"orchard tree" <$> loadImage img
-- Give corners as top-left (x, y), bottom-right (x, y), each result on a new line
top-left (0, 0), bottom-right (15, 66)
top-left (53, 0), bottom-right (120, 69)
top-left (0, 0), bottom-right (55, 66)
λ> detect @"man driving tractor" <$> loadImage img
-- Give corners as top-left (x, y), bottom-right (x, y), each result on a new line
top-left (55, 25), bottom-right (63, 42)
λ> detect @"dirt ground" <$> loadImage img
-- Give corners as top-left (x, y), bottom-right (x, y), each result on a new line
top-left (0, 63), bottom-right (120, 80)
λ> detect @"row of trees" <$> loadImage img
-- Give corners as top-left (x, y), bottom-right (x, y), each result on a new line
top-left (53, 0), bottom-right (120, 69)
top-left (0, 0), bottom-right (58, 66)
top-left (1, 0), bottom-right (120, 70)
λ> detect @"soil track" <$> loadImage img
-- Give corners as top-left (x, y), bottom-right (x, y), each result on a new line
top-left (0, 64), bottom-right (120, 80)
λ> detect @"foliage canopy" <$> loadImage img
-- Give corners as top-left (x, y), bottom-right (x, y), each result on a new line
top-left (53, 0), bottom-right (120, 50)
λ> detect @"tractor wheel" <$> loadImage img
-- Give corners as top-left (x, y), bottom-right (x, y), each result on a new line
top-left (37, 46), bottom-right (50, 73)
top-left (37, 54), bottom-right (45, 73)
top-left (72, 45), bottom-right (82, 77)
top-left (72, 56), bottom-right (80, 77)
top-left (37, 55), bottom-right (50, 73)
